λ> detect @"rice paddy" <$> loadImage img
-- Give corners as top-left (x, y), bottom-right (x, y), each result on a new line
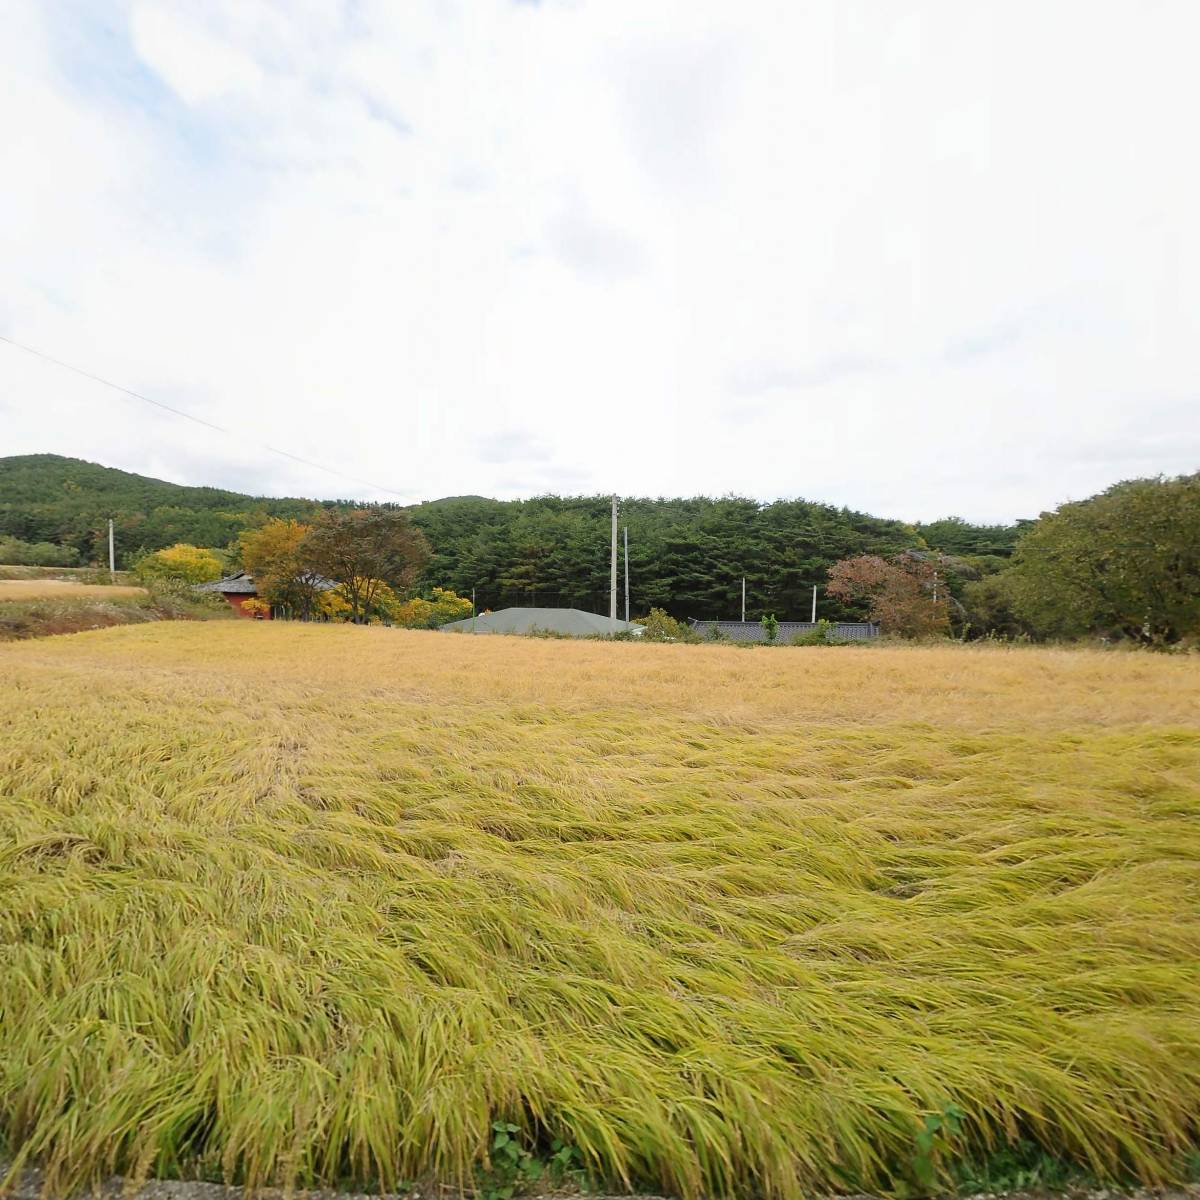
top-left (0, 579), bottom-right (147, 600)
top-left (1, 624), bottom-right (1198, 1197)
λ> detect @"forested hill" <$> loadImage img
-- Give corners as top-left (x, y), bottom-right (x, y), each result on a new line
top-left (0, 454), bottom-right (1021, 620)
top-left (0, 454), bottom-right (328, 549)
top-left (413, 495), bottom-right (1019, 621)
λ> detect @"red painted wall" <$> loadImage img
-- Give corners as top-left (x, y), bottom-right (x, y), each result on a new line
top-left (222, 592), bottom-right (271, 618)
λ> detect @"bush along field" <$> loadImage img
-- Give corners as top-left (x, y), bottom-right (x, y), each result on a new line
top-left (1, 624), bottom-right (1199, 1197)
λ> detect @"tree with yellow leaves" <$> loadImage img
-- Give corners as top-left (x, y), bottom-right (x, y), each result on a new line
top-left (239, 519), bottom-right (324, 619)
top-left (135, 543), bottom-right (224, 585)
top-left (392, 587), bottom-right (472, 629)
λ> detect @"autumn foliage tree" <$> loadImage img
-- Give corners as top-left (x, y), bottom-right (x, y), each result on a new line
top-left (391, 587), bottom-right (473, 629)
top-left (302, 508), bottom-right (430, 623)
top-left (239, 519), bottom-right (326, 618)
top-left (826, 553), bottom-right (950, 637)
top-left (135, 543), bottom-right (224, 585)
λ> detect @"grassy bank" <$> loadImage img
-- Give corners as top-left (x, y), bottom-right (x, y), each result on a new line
top-left (0, 565), bottom-right (133, 583)
top-left (0, 582), bottom-right (230, 641)
top-left (1, 626), bottom-right (1198, 1196)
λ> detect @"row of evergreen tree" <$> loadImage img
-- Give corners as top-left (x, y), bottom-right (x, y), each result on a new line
top-left (0, 456), bottom-right (1020, 622)
top-left (409, 496), bottom-right (1017, 621)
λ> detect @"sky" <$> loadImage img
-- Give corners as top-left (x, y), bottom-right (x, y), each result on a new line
top-left (2, 0), bottom-right (1198, 524)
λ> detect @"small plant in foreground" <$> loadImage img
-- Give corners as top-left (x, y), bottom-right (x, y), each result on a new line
top-left (791, 618), bottom-right (841, 646)
top-left (951, 1137), bottom-right (1088, 1195)
top-left (911, 1102), bottom-right (966, 1193)
top-left (477, 1123), bottom-right (585, 1200)
top-left (761, 612), bottom-right (779, 642)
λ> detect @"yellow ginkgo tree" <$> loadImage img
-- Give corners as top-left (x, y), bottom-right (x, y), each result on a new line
top-left (135, 543), bottom-right (224, 585)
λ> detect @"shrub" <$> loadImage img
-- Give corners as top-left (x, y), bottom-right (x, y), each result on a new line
top-left (0, 536), bottom-right (80, 567)
top-left (638, 608), bottom-right (694, 642)
top-left (791, 619), bottom-right (843, 646)
top-left (393, 587), bottom-right (473, 629)
top-left (318, 579), bottom-right (404, 624)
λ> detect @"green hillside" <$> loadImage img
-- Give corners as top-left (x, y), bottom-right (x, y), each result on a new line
top-left (0, 454), bottom-right (328, 565)
top-left (0, 454), bottom-right (1021, 621)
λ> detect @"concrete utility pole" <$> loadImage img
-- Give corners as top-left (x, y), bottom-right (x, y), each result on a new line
top-left (108, 519), bottom-right (115, 574)
top-left (610, 495), bottom-right (618, 621)
top-left (741, 577), bottom-right (746, 623)
top-left (811, 584), bottom-right (817, 623)
top-left (471, 587), bottom-right (476, 633)
top-left (623, 526), bottom-right (630, 624)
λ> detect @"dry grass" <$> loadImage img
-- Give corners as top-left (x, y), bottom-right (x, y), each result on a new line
top-left (1, 624), bottom-right (1198, 1196)
top-left (0, 579), bottom-right (147, 601)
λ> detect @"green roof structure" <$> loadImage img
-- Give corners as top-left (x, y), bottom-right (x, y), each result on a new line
top-left (439, 607), bottom-right (643, 637)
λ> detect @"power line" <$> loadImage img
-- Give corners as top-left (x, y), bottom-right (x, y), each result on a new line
top-left (0, 333), bottom-right (412, 501)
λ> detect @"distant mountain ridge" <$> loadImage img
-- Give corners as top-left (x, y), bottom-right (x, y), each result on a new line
top-left (0, 453), bottom-right (1021, 620)
top-left (0, 453), bottom-right (335, 510)
top-left (0, 454), bottom-right (333, 563)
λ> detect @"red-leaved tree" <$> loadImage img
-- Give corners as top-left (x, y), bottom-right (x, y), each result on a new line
top-left (826, 554), bottom-right (950, 637)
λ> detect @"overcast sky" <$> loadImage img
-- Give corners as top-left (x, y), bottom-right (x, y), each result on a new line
top-left (3, 1), bottom-right (1198, 523)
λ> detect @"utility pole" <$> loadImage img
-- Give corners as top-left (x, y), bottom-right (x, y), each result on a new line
top-left (108, 519), bottom-right (115, 575)
top-left (811, 584), bottom-right (817, 623)
top-left (623, 526), bottom-right (630, 624)
top-left (610, 495), bottom-right (618, 622)
top-left (741, 577), bottom-right (746, 623)
top-left (471, 586), bottom-right (476, 633)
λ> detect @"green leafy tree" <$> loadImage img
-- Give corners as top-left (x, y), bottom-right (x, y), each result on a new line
top-left (960, 573), bottom-right (1035, 640)
top-left (914, 516), bottom-right (1028, 557)
top-left (761, 612), bottom-right (779, 641)
top-left (1006, 473), bottom-right (1200, 644)
top-left (0, 536), bottom-right (80, 567)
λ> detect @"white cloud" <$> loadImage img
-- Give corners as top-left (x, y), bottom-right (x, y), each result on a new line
top-left (130, 5), bottom-right (264, 105)
top-left (1, 0), bottom-right (1198, 523)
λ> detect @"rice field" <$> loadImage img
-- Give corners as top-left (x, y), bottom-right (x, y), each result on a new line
top-left (1, 624), bottom-right (1198, 1197)
top-left (0, 579), bottom-right (147, 600)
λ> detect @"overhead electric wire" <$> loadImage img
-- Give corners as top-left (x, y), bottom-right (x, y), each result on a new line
top-left (0, 333), bottom-right (412, 501)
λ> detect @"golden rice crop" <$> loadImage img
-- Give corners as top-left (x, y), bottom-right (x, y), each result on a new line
top-left (0, 580), bottom-right (147, 601)
top-left (1, 624), bottom-right (1198, 1196)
